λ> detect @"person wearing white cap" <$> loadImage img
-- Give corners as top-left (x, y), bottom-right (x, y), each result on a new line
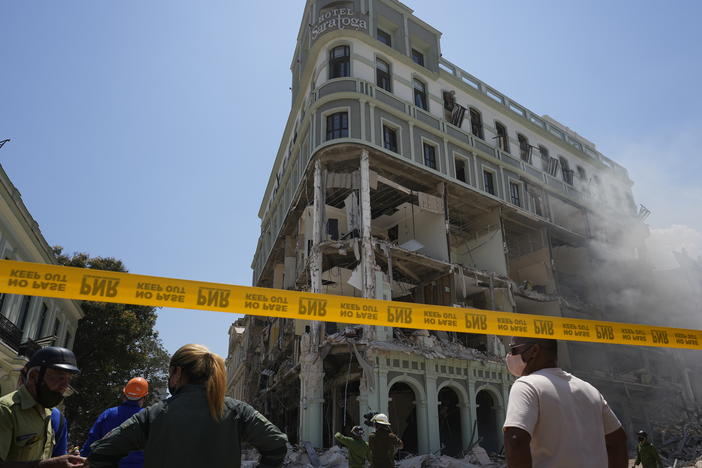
top-left (368, 414), bottom-right (403, 468)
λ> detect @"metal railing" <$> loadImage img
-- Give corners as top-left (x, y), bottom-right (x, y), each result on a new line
top-left (0, 313), bottom-right (22, 352)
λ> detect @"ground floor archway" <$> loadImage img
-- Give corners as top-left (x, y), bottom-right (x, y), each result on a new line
top-left (476, 389), bottom-right (499, 454)
top-left (389, 382), bottom-right (418, 453)
top-left (438, 386), bottom-right (463, 456)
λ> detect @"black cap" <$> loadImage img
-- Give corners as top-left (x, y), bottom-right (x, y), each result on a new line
top-left (637, 430), bottom-right (647, 437)
top-left (28, 347), bottom-right (80, 374)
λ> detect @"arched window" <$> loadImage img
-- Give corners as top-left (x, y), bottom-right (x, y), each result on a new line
top-left (329, 45), bottom-right (350, 79)
top-left (376, 58), bottom-right (392, 92)
top-left (469, 108), bottom-right (483, 139)
top-left (413, 78), bottom-right (427, 110)
top-left (518, 134), bottom-right (530, 162)
top-left (495, 122), bottom-right (510, 153)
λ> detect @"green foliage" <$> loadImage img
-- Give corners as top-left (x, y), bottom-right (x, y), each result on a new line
top-left (53, 247), bottom-right (170, 446)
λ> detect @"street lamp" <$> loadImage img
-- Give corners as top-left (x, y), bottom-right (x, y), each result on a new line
top-left (0, 139), bottom-right (10, 149)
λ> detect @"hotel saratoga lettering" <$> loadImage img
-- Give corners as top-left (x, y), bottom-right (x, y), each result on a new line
top-left (311, 8), bottom-right (368, 40)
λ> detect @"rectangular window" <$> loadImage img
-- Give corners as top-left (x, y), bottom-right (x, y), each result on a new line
top-left (35, 303), bottom-right (48, 339)
top-left (455, 158), bottom-right (466, 182)
top-left (64, 330), bottom-right (72, 348)
top-left (509, 182), bottom-right (521, 207)
top-left (53, 318), bottom-right (61, 338)
top-left (411, 49), bottom-right (424, 66)
top-left (495, 122), bottom-right (510, 153)
top-left (17, 296), bottom-right (32, 331)
top-left (413, 79), bottom-right (427, 110)
top-left (376, 58), bottom-right (392, 92)
top-left (329, 45), bottom-right (350, 79)
top-left (326, 112), bottom-right (348, 140)
top-left (423, 143), bottom-right (437, 170)
top-left (483, 170), bottom-right (495, 195)
top-left (383, 125), bottom-right (397, 152)
top-left (377, 28), bottom-right (392, 47)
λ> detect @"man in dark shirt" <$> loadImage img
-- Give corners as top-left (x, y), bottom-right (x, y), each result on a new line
top-left (368, 414), bottom-right (402, 468)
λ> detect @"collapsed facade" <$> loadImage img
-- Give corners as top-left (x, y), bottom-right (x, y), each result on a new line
top-left (228, 0), bottom-right (701, 456)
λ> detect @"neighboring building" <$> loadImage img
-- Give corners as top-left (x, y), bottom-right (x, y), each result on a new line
top-left (0, 163), bottom-right (83, 395)
top-left (228, 0), bottom-right (698, 454)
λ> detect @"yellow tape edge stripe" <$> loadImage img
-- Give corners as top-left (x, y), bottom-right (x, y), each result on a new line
top-left (1, 260), bottom-right (700, 350)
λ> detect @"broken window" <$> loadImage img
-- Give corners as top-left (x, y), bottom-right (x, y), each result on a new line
top-left (455, 158), bottom-right (466, 182)
top-left (411, 48), bottom-right (424, 66)
top-left (483, 170), bottom-right (495, 195)
top-left (539, 145), bottom-right (550, 167)
top-left (377, 28), bottom-right (392, 46)
top-left (577, 165), bottom-right (587, 180)
top-left (495, 122), bottom-right (510, 153)
top-left (518, 133), bottom-right (530, 163)
top-left (413, 78), bottom-right (427, 110)
top-left (547, 156), bottom-right (560, 177)
top-left (383, 125), bottom-right (398, 152)
top-left (423, 142), bottom-right (437, 169)
top-left (509, 181), bottom-right (521, 207)
top-left (326, 112), bottom-right (348, 140)
top-left (469, 107), bottom-right (484, 139)
top-left (329, 45), bottom-right (350, 79)
top-left (559, 156), bottom-right (574, 184)
top-left (327, 218), bottom-right (339, 240)
top-left (376, 58), bottom-right (392, 92)
top-left (531, 193), bottom-right (543, 216)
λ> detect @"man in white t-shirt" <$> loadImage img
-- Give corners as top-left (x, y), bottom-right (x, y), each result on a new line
top-left (502, 336), bottom-right (628, 468)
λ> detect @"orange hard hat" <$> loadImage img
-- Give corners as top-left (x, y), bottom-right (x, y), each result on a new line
top-left (123, 377), bottom-right (149, 399)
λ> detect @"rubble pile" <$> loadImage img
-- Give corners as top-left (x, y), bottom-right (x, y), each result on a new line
top-left (241, 444), bottom-right (505, 468)
top-left (654, 422), bottom-right (702, 467)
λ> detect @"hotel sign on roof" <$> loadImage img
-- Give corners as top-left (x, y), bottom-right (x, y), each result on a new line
top-left (311, 7), bottom-right (368, 41)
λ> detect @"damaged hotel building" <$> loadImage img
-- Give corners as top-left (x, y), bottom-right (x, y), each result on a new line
top-left (228, 0), bottom-right (702, 456)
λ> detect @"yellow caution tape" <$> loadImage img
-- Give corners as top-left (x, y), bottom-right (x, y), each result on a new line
top-left (0, 259), bottom-right (700, 350)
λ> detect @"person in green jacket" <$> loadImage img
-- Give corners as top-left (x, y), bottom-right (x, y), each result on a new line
top-left (335, 426), bottom-right (369, 468)
top-left (87, 344), bottom-right (288, 468)
top-left (634, 430), bottom-right (663, 468)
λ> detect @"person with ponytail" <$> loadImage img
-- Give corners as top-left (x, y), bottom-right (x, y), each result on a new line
top-left (86, 344), bottom-right (288, 468)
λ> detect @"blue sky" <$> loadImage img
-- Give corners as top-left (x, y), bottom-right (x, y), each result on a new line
top-left (2, 1), bottom-right (701, 358)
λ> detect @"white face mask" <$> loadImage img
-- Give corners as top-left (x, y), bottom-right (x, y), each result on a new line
top-left (505, 352), bottom-right (527, 377)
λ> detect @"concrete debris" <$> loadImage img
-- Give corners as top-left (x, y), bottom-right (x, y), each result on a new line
top-left (396, 452), bottom-right (504, 468)
top-left (260, 444), bottom-right (505, 468)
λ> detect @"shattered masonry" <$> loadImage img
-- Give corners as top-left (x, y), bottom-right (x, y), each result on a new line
top-left (227, 0), bottom-right (702, 459)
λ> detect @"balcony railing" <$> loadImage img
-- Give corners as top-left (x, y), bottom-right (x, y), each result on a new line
top-left (0, 314), bottom-right (22, 352)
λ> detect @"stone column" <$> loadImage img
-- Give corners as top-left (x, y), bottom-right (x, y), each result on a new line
top-left (425, 376), bottom-right (441, 454)
top-left (416, 398), bottom-right (429, 454)
top-left (299, 160), bottom-right (325, 447)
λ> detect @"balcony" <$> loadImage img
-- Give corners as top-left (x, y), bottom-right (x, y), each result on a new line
top-left (0, 314), bottom-right (22, 352)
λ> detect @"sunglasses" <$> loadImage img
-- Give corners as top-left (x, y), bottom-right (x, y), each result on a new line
top-left (508, 343), bottom-right (534, 355)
